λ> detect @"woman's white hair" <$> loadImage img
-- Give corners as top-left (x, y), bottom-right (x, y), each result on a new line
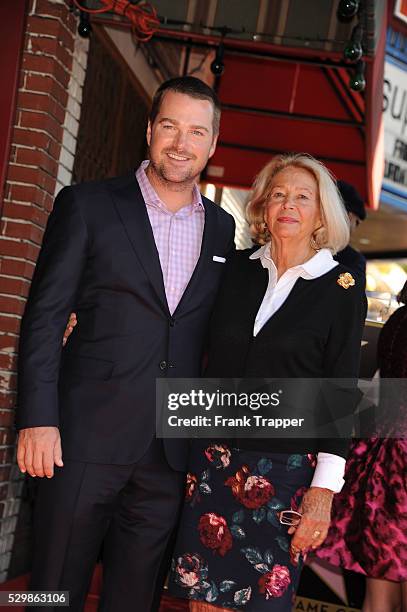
top-left (246, 152), bottom-right (350, 254)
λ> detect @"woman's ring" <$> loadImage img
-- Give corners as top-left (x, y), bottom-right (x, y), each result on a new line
top-left (312, 530), bottom-right (322, 538)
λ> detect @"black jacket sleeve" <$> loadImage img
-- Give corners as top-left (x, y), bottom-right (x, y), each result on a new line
top-left (17, 187), bottom-right (88, 429)
top-left (317, 278), bottom-right (367, 457)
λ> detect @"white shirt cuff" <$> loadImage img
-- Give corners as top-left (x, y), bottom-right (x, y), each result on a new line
top-left (309, 452), bottom-right (346, 493)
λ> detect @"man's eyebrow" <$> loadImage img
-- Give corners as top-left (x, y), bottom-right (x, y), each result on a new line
top-left (158, 118), bottom-right (210, 132)
top-left (191, 125), bottom-right (210, 133)
top-left (158, 117), bottom-right (179, 124)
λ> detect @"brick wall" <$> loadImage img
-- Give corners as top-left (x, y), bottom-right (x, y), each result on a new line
top-left (0, 0), bottom-right (86, 580)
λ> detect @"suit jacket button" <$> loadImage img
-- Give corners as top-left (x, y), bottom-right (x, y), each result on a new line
top-left (159, 360), bottom-right (167, 371)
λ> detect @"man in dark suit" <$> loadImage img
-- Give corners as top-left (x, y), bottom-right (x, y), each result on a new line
top-left (335, 179), bottom-right (366, 283)
top-left (16, 76), bottom-right (235, 611)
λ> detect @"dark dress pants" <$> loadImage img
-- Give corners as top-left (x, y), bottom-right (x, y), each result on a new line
top-left (29, 439), bottom-right (185, 612)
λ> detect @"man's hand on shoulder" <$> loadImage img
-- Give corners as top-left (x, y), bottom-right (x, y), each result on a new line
top-left (17, 426), bottom-right (63, 478)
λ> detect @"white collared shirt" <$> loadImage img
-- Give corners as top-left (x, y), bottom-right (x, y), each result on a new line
top-left (250, 244), bottom-right (338, 336)
top-left (250, 243), bottom-right (345, 493)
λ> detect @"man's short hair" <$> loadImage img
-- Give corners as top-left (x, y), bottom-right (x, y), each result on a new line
top-left (149, 76), bottom-right (221, 136)
top-left (337, 180), bottom-right (366, 221)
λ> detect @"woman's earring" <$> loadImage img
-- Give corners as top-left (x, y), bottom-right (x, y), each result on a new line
top-left (310, 235), bottom-right (320, 251)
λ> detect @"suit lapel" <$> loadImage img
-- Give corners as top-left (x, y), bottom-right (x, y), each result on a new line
top-left (248, 254), bottom-right (269, 326)
top-left (173, 195), bottom-right (216, 316)
top-left (254, 277), bottom-right (309, 337)
top-left (109, 174), bottom-right (170, 315)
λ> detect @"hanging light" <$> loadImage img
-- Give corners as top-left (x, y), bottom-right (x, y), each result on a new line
top-left (349, 60), bottom-right (366, 91)
top-left (210, 44), bottom-right (225, 76)
top-left (78, 10), bottom-right (92, 38)
top-left (337, 0), bottom-right (360, 22)
top-left (344, 25), bottom-right (363, 62)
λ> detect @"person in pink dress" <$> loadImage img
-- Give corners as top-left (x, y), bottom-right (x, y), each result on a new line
top-left (317, 280), bottom-right (407, 612)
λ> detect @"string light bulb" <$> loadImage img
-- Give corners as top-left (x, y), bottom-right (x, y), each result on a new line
top-left (344, 25), bottom-right (363, 62)
top-left (78, 11), bottom-right (92, 37)
top-left (349, 60), bottom-right (366, 91)
top-left (337, 0), bottom-right (360, 22)
top-left (210, 44), bottom-right (225, 76)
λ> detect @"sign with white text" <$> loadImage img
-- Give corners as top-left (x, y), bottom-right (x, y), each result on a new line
top-left (383, 59), bottom-right (407, 200)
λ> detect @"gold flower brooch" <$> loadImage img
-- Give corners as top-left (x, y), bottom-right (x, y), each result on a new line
top-left (337, 272), bottom-right (355, 289)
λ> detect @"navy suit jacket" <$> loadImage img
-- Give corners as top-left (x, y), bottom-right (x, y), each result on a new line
top-left (17, 172), bottom-right (235, 470)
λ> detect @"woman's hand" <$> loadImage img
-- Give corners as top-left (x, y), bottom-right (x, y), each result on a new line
top-left (288, 486), bottom-right (334, 563)
top-left (62, 312), bottom-right (77, 346)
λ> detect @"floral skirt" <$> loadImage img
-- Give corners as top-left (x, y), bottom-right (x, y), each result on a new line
top-left (316, 437), bottom-right (407, 581)
top-left (167, 442), bottom-right (315, 611)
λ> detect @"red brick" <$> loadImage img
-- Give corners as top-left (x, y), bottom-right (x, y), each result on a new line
top-left (14, 148), bottom-right (58, 177)
top-left (54, 20), bottom-right (76, 54)
top-left (0, 258), bottom-right (35, 281)
top-left (25, 242), bottom-right (41, 263)
top-left (2, 221), bottom-right (44, 245)
top-left (67, 11), bottom-right (76, 33)
top-left (27, 15), bottom-right (61, 38)
top-left (0, 239), bottom-right (30, 260)
top-left (0, 395), bottom-right (14, 410)
top-left (42, 192), bottom-right (55, 214)
top-left (19, 111), bottom-right (62, 142)
top-left (17, 91), bottom-right (52, 114)
top-left (0, 278), bottom-right (30, 299)
top-left (7, 165), bottom-right (56, 196)
top-left (7, 165), bottom-right (39, 187)
top-left (0, 316), bottom-right (21, 335)
top-left (2, 202), bottom-right (49, 229)
top-left (22, 52), bottom-right (56, 75)
top-left (18, 68), bottom-right (26, 90)
top-left (55, 37), bottom-right (73, 70)
top-left (48, 138), bottom-right (61, 161)
top-left (0, 336), bottom-right (19, 353)
top-left (8, 147), bottom-right (16, 164)
top-left (25, 73), bottom-right (52, 93)
top-left (35, 0), bottom-right (66, 21)
top-left (0, 296), bottom-right (25, 317)
top-left (51, 78), bottom-right (69, 108)
top-left (52, 59), bottom-right (71, 90)
top-left (0, 355), bottom-right (15, 372)
top-left (23, 54), bottom-right (71, 89)
top-left (0, 237), bottom-right (40, 262)
top-left (17, 91), bottom-right (65, 127)
top-left (12, 127), bottom-right (52, 151)
top-left (30, 36), bottom-right (72, 72)
top-left (25, 74), bottom-right (68, 108)
top-left (0, 430), bottom-right (16, 446)
top-left (8, 374), bottom-right (17, 393)
top-left (8, 184), bottom-right (44, 207)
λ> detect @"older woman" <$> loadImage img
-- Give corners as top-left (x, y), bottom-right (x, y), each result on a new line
top-left (167, 153), bottom-right (367, 611)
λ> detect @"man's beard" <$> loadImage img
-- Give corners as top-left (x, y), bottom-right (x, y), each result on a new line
top-left (149, 150), bottom-right (205, 190)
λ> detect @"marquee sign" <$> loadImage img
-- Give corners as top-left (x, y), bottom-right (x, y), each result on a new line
top-left (382, 57), bottom-right (407, 206)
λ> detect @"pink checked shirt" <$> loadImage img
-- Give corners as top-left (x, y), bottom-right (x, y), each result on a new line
top-left (135, 160), bottom-right (205, 315)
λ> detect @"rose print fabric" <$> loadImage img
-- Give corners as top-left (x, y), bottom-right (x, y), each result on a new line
top-left (316, 436), bottom-right (407, 581)
top-left (168, 442), bottom-right (315, 611)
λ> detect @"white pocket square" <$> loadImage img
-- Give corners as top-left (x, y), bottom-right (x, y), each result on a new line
top-left (213, 256), bottom-right (226, 263)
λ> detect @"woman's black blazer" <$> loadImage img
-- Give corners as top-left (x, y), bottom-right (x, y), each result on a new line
top-left (205, 247), bottom-right (367, 458)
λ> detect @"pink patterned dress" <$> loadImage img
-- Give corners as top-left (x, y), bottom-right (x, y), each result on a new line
top-left (317, 305), bottom-right (407, 581)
